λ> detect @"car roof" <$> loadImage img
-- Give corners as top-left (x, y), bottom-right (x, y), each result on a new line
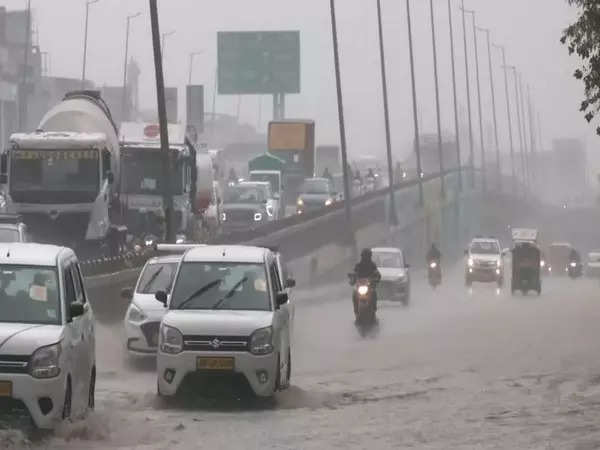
top-left (372, 247), bottom-right (402, 254)
top-left (183, 245), bottom-right (268, 264)
top-left (0, 243), bottom-right (69, 266)
top-left (471, 238), bottom-right (499, 244)
top-left (146, 255), bottom-right (181, 265)
top-left (0, 223), bottom-right (20, 230)
top-left (550, 242), bottom-right (572, 248)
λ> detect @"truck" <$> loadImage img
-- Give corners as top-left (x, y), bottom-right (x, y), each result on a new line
top-left (0, 90), bottom-right (125, 255)
top-left (119, 122), bottom-right (202, 244)
top-left (248, 152), bottom-right (286, 218)
top-left (268, 120), bottom-right (315, 204)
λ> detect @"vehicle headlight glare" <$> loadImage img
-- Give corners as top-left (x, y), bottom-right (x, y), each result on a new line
top-left (357, 285), bottom-right (369, 296)
top-left (540, 260), bottom-right (546, 268)
top-left (221, 212), bottom-right (227, 221)
top-left (325, 198), bottom-right (333, 206)
top-left (430, 261), bottom-right (438, 269)
top-left (175, 234), bottom-right (186, 244)
top-left (297, 198), bottom-right (304, 206)
top-left (250, 326), bottom-right (273, 355)
top-left (468, 258), bottom-right (474, 268)
top-left (266, 206), bottom-right (274, 217)
top-left (570, 262), bottom-right (577, 267)
top-left (254, 212), bottom-right (263, 222)
top-left (160, 325), bottom-right (183, 354)
top-left (128, 304), bottom-right (146, 323)
top-left (30, 343), bottom-right (61, 379)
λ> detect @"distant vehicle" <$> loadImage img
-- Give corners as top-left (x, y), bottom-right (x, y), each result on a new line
top-left (546, 242), bottom-right (575, 275)
top-left (248, 153), bottom-right (286, 212)
top-left (0, 214), bottom-right (29, 242)
top-left (296, 178), bottom-right (337, 215)
top-left (221, 184), bottom-right (270, 233)
top-left (511, 241), bottom-right (542, 295)
top-left (240, 181), bottom-right (280, 221)
top-left (465, 238), bottom-right (505, 287)
top-left (586, 250), bottom-right (600, 277)
top-left (155, 245), bottom-right (294, 398)
top-left (0, 243), bottom-right (96, 428)
top-left (202, 181), bottom-right (223, 239)
top-left (372, 247), bottom-right (410, 305)
top-left (122, 255), bottom-right (180, 356)
top-left (315, 145), bottom-right (341, 178)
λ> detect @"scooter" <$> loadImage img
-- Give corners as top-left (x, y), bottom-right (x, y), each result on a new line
top-left (348, 273), bottom-right (377, 327)
top-left (428, 260), bottom-right (442, 288)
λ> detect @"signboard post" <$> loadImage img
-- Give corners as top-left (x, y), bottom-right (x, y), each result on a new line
top-left (186, 85), bottom-right (204, 134)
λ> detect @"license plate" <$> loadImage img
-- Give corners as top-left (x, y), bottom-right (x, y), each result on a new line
top-left (0, 381), bottom-right (12, 397)
top-left (197, 357), bottom-right (234, 371)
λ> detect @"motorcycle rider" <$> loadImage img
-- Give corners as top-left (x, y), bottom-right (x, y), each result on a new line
top-left (322, 167), bottom-right (333, 183)
top-left (353, 248), bottom-right (381, 320)
top-left (427, 243), bottom-right (441, 264)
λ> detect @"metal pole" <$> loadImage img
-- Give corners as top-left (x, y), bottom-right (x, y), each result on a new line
top-left (537, 110), bottom-right (543, 152)
top-left (479, 28), bottom-right (500, 191)
top-left (430, 0), bottom-right (445, 198)
top-left (81, 0), bottom-right (99, 88)
top-left (510, 67), bottom-right (526, 188)
top-left (406, 0), bottom-right (424, 206)
top-left (161, 30), bottom-right (175, 81)
top-left (18, 0), bottom-right (31, 131)
top-left (448, 0), bottom-right (462, 191)
top-left (121, 12), bottom-right (140, 124)
top-left (329, 0), bottom-right (353, 225)
top-left (376, 0), bottom-right (398, 225)
top-left (497, 46), bottom-right (515, 193)
top-left (526, 85), bottom-right (536, 189)
top-left (461, 1), bottom-right (475, 188)
top-left (149, 0), bottom-right (174, 242)
top-left (188, 51), bottom-right (202, 85)
top-left (517, 73), bottom-right (530, 188)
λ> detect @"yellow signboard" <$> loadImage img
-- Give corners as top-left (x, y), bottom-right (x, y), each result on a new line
top-left (14, 150), bottom-right (98, 160)
top-left (269, 123), bottom-right (306, 150)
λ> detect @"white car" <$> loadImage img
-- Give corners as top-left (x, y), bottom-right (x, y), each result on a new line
top-left (122, 255), bottom-right (180, 355)
top-left (372, 247), bottom-right (410, 304)
top-left (0, 244), bottom-right (95, 428)
top-left (239, 181), bottom-right (280, 221)
top-left (156, 245), bottom-right (294, 398)
top-left (586, 250), bottom-right (600, 277)
top-left (465, 238), bottom-right (506, 287)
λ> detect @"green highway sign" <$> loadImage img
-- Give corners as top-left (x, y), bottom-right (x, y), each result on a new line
top-left (217, 31), bottom-right (300, 95)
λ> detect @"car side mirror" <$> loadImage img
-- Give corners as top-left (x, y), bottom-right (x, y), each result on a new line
top-left (155, 290), bottom-right (168, 306)
top-left (276, 291), bottom-right (288, 307)
top-left (285, 278), bottom-right (296, 288)
top-left (69, 303), bottom-right (84, 320)
top-left (121, 287), bottom-right (133, 300)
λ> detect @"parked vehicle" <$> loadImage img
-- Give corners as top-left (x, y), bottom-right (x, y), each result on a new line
top-left (0, 243), bottom-right (96, 428)
top-left (155, 245), bottom-right (294, 398)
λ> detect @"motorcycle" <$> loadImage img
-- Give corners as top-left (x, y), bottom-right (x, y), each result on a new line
top-left (348, 273), bottom-right (377, 326)
top-left (428, 260), bottom-right (442, 288)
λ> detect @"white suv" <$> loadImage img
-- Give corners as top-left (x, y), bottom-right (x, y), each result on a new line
top-left (0, 244), bottom-right (95, 428)
top-left (465, 238), bottom-right (505, 287)
top-left (156, 245), bottom-right (294, 398)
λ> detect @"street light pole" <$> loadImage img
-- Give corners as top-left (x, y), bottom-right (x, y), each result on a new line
top-left (81, 0), bottom-right (99, 88)
top-left (376, 0), bottom-right (397, 225)
top-left (121, 11), bottom-right (141, 123)
top-left (429, 0), bottom-right (445, 199)
top-left (406, 0), bottom-right (424, 206)
top-left (496, 46), bottom-right (516, 194)
top-left (517, 72), bottom-right (530, 189)
top-left (447, 0), bottom-right (462, 191)
top-left (161, 30), bottom-right (175, 82)
top-left (478, 27), bottom-right (501, 191)
top-left (509, 66), bottom-right (526, 189)
top-left (329, 0), bottom-right (352, 226)
top-left (18, 0), bottom-right (31, 131)
top-left (149, 0), bottom-right (174, 243)
top-left (188, 51), bottom-right (203, 85)
top-left (460, 0), bottom-right (475, 188)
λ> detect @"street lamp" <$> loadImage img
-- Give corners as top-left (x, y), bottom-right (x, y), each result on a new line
top-left (122, 11), bottom-right (141, 122)
top-left (188, 51), bottom-right (203, 85)
top-left (429, 0), bottom-right (445, 199)
top-left (494, 45), bottom-right (516, 194)
top-left (507, 65), bottom-right (527, 189)
top-left (18, 0), bottom-right (32, 130)
top-left (161, 31), bottom-right (175, 61)
top-left (460, 0), bottom-right (475, 188)
top-left (81, 0), bottom-right (100, 88)
top-left (447, 0), bottom-right (462, 191)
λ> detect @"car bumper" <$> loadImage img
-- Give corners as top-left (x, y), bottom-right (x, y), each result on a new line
top-left (157, 350), bottom-right (278, 397)
top-left (466, 267), bottom-right (502, 282)
top-left (124, 319), bottom-right (161, 355)
top-left (0, 372), bottom-right (67, 429)
top-left (377, 280), bottom-right (409, 300)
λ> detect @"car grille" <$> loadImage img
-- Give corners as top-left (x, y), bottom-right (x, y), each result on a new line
top-left (475, 260), bottom-right (496, 268)
top-left (140, 322), bottom-right (160, 347)
top-left (0, 355), bottom-right (29, 374)
top-left (377, 280), bottom-right (404, 298)
top-left (225, 210), bottom-right (255, 222)
top-left (182, 335), bottom-right (249, 352)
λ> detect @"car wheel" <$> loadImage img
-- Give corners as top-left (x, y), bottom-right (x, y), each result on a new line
top-left (62, 378), bottom-right (72, 420)
top-left (88, 367), bottom-right (96, 410)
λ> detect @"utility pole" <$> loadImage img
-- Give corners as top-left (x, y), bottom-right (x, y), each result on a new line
top-left (149, 0), bottom-right (174, 243)
top-left (429, 0), bottom-right (445, 198)
top-left (18, 0), bottom-right (32, 131)
top-left (376, 0), bottom-right (398, 225)
top-left (121, 11), bottom-right (141, 124)
top-left (406, 0), bottom-right (424, 206)
top-left (509, 66), bottom-right (526, 190)
top-left (479, 27), bottom-right (501, 191)
top-left (447, 0), bottom-right (462, 191)
top-left (496, 46), bottom-right (516, 194)
top-left (81, 0), bottom-right (99, 88)
top-left (517, 73), bottom-right (530, 189)
top-left (188, 51), bottom-right (203, 85)
top-left (461, 0), bottom-right (475, 188)
top-left (329, 0), bottom-right (353, 226)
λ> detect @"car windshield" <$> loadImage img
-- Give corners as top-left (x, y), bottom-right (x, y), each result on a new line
top-left (0, 265), bottom-right (60, 325)
top-left (372, 251), bottom-right (404, 268)
top-left (0, 229), bottom-right (20, 243)
top-left (170, 262), bottom-right (270, 311)
top-left (224, 186), bottom-right (266, 204)
top-left (136, 262), bottom-right (178, 294)
top-left (249, 173), bottom-right (280, 194)
top-left (470, 242), bottom-right (500, 254)
top-left (301, 179), bottom-right (330, 194)
top-left (242, 184), bottom-right (271, 199)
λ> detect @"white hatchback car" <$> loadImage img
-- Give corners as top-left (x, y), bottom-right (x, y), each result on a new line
top-left (156, 245), bottom-right (294, 398)
top-left (0, 244), bottom-right (95, 428)
top-left (123, 255), bottom-right (180, 355)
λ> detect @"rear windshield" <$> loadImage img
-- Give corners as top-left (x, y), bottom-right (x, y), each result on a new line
top-left (136, 262), bottom-right (178, 294)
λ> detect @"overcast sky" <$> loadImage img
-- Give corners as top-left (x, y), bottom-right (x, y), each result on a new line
top-left (0, 0), bottom-right (595, 169)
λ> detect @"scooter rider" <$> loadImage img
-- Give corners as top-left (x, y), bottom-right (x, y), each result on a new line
top-left (353, 248), bottom-right (381, 318)
top-left (427, 243), bottom-right (441, 264)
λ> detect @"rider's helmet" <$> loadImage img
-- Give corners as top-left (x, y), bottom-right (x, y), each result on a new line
top-left (361, 248), bottom-right (372, 261)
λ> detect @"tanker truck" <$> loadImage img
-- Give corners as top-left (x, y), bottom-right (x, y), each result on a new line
top-left (0, 90), bottom-right (125, 255)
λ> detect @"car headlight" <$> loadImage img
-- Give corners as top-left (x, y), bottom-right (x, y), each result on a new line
top-left (266, 205), bottom-right (274, 217)
top-left (297, 198), bottom-right (304, 206)
top-left (254, 212), bottom-right (263, 222)
top-left (540, 260), bottom-right (546, 268)
top-left (221, 212), bottom-right (227, 221)
top-left (249, 326), bottom-right (273, 355)
top-left (325, 198), bottom-right (333, 206)
top-left (570, 262), bottom-right (577, 267)
top-left (160, 324), bottom-right (183, 355)
top-left (175, 234), bottom-right (186, 244)
top-left (467, 258), bottom-right (474, 268)
top-left (0, 193), bottom-right (6, 210)
top-left (430, 261), bottom-right (438, 269)
top-left (496, 260), bottom-right (502, 268)
top-left (357, 285), bottom-right (369, 296)
top-left (30, 343), bottom-right (61, 379)
top-left (128, 303), bottom-right (147, 323)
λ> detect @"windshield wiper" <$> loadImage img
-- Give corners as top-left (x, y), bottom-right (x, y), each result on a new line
top-left (176, 279), bottom-right (222, 310)
top-left (141, 266), bottom-right (164, 292)
top-left (211, 277), bottom-right (248, 310)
